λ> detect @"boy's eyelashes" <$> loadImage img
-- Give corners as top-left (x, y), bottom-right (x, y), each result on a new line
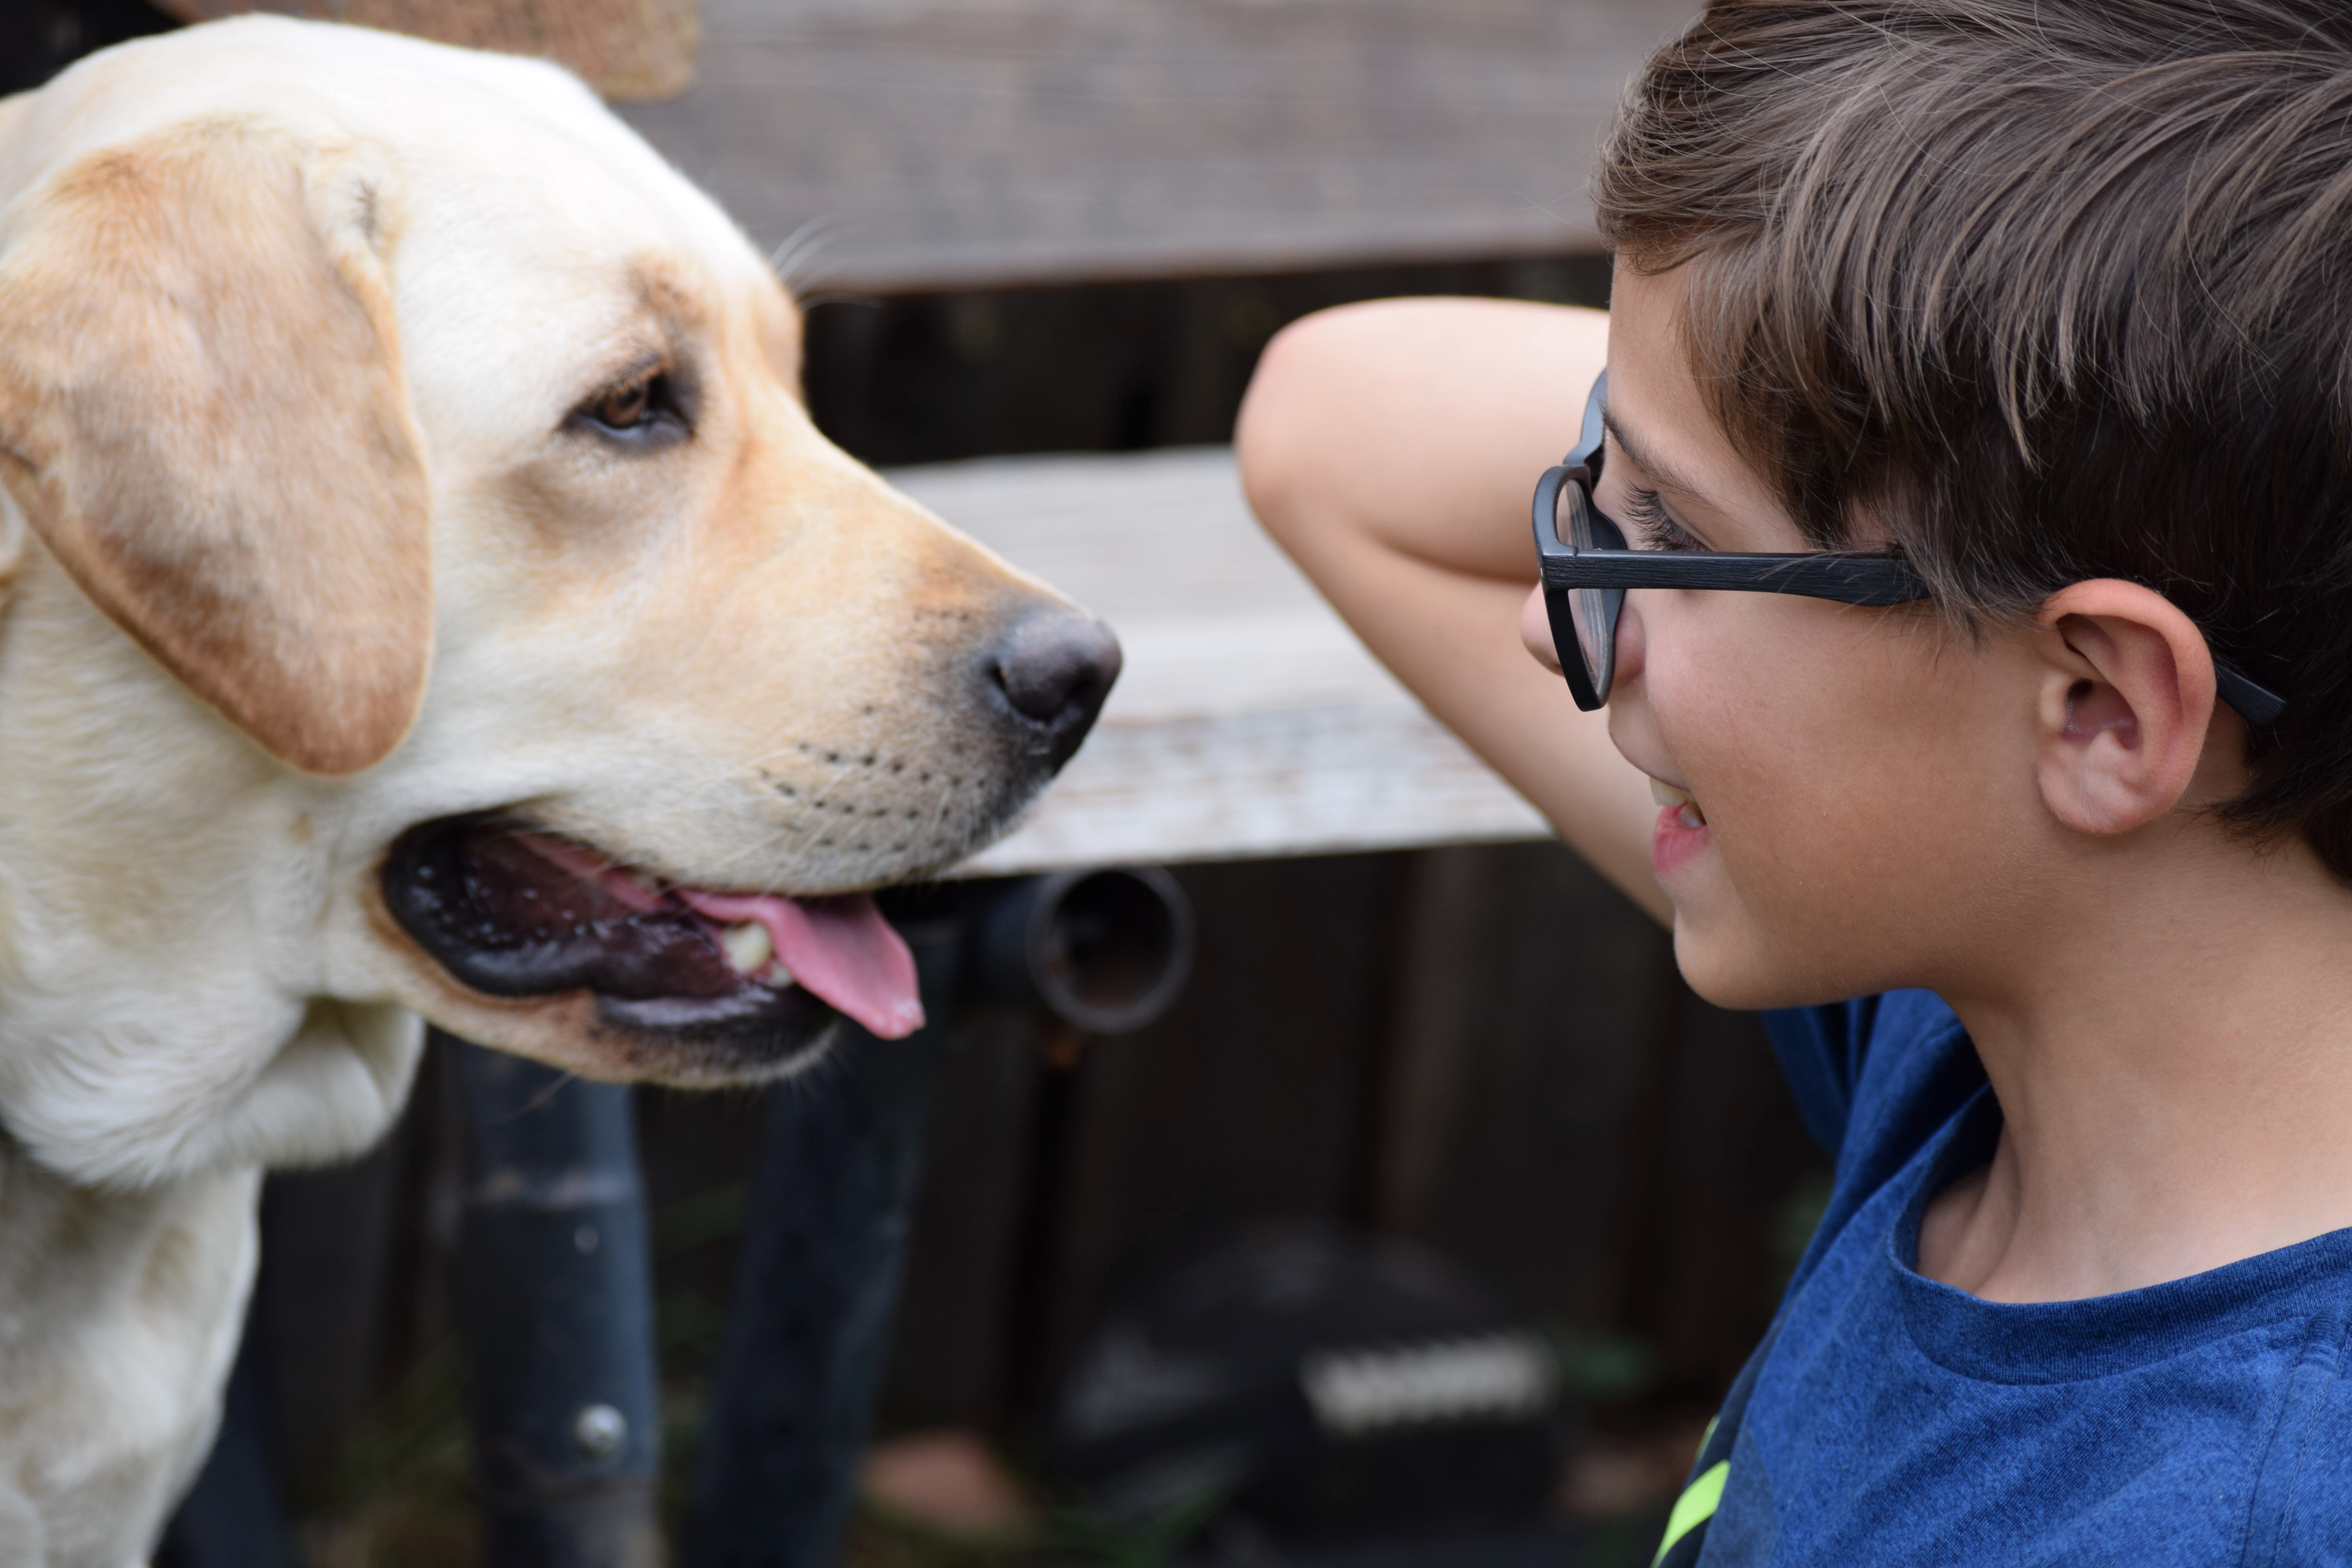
top-left (1623, 485), bottom-right (1707, 552)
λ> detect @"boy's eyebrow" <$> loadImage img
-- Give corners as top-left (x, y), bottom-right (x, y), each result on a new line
top-left (1601, 407), bottom-right (1710, 500)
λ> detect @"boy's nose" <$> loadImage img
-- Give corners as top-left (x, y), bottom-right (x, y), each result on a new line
top-left (1519, 587), bottom-right (1564, 675)
top-left (1520, 584), bottom-right (1645, 694)
top-left (1610, 595), bottom-right (1646, 689)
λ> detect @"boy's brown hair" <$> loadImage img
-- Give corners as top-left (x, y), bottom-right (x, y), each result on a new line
top-left (1595, 0), bottom-right (2352, 876)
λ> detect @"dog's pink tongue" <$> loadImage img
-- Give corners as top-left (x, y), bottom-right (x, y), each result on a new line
top-left (675, 889), bottom-right (923, 1039)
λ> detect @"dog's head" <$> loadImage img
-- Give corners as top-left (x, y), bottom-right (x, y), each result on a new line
top-left (0, 19), bottom-right (1118, 1187)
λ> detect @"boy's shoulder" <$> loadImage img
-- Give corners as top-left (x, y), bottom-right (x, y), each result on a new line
top-left (1705, 991), bottom-right (2352, 1566)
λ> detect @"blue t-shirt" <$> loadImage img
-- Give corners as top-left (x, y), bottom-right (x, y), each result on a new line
top-left (1665, 989), bottom-right (2352, 1566)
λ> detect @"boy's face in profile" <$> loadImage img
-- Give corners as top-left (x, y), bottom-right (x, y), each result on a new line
top-left (1524, 261), bottom-right (2247, 1013)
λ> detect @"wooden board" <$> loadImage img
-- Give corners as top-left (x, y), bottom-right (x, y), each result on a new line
top-left (620, 0), bottom-right (1703, 293)
top-left (155, 0), bottom-right (702, 98)
top-left (884, 448), bottom-right (1552, 876)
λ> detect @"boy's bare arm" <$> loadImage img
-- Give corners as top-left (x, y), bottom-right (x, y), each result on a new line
top-left (1236, 297), bottom-right (1668, 922)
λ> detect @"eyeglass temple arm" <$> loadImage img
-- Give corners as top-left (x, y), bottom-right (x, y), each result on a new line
top-left (1546, 368), bottom-right (2286, 725)
top-left (1570, 370), bottom-right (1608, 471)
top-left (2214, 662), bottom-right (2286, 726)
top-left (1537, 543), bottom-right (1931, 606)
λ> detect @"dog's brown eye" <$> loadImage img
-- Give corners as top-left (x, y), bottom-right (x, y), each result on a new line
top-left (570, 368), bottom-right (690, 449)
top-left (595, 377), bottom-right (653, 429)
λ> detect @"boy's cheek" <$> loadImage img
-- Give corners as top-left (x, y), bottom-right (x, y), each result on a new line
top-left (1661, 762), bottom-right (1899, 1009)
top-left (1644, 603), bottom-right (2029, 1004)
top-left (1670, 788), bottom-right (1973, 1009)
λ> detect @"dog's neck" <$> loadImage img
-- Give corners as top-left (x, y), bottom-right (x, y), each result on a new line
top-left (0, 1138), bottom-right (261, 1564)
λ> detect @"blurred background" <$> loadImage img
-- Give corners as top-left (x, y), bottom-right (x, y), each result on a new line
top-left (0, 1), bottom-right (1828, 1563)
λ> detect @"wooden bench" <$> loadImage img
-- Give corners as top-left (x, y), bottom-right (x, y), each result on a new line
top-left (624, 0), bottom-right (1700, 293)
top-left (891, 448), bottom-right (1552, 875)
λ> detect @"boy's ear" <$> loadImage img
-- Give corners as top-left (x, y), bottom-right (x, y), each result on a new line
top-left (2032, 579), bottom-right (2226, 835)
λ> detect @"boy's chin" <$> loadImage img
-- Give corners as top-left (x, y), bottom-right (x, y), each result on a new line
top-left (1669, 913), bottom-right (1879, 1014)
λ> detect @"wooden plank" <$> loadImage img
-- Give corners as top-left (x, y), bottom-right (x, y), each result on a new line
top-left (621, 0), bottom-right (1702, 293)
top-left (958, 706), bottom-right (1549, 874)
top-left (884, 448), bottom-right (1552, 876)
top-left (159, 0), bottom-right (701, 98)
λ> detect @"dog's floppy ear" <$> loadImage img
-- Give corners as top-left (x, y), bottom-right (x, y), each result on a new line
top-left (0, 117), bottom-right (431, 776)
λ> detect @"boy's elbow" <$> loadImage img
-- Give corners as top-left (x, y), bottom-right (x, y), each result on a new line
top-left (1236, 304), bottom-right (1386, 547)
top-left (1234, 314), bottom-right (1325, 544)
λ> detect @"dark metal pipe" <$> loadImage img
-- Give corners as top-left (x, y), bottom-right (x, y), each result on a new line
top-left (966, 866), bottom-right (1195, 1034)
top-left (450, 1036), bottom-right (663, 1568)
top-left (682, 916), bottom-right (964, 1568)
top-left (686, 869), bottom-right (1193, 1567)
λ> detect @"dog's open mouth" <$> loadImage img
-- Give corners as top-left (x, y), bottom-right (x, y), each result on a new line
top-left (381, 816), bottom-right (924, 1041)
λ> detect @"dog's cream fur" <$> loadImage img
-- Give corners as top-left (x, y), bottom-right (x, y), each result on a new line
top-left (0, 20), bottom-right (1095, 1564)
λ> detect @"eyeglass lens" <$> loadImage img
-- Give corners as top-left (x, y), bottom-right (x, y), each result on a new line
top-left (1556, 477), bottom-right (1625, 702)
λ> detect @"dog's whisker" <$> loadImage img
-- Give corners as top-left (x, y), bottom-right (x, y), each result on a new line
top-left (768, 217), bottom-right (843, 294)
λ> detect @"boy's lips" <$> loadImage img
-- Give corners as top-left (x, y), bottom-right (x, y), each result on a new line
top-left (1650, 777), bottom-right (1710, 877)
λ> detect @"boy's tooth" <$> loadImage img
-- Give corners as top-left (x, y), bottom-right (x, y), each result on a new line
top-left (1650, 778), bottom-right (1691, 809)
top-left (719, 920), bottom-right (773, 975)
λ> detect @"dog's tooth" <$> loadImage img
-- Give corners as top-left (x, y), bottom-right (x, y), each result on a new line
top-left (756, 959), bottom-right (797, 989)
top-left (720, 921), bottom-right (773, 975)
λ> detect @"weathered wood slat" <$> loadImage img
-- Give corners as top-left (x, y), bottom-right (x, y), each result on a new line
top-left (960, 705), bottom-right (1551, 873)
top-left (884, 448), bottom-right (1551, 875)
top-left (622, 0), bottom-right (1702, 292)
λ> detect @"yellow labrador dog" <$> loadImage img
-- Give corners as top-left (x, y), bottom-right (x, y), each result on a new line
top-left (0, 17), bottom-right (1117, 1565)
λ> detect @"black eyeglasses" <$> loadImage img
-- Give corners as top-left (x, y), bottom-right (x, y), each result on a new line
top-left (1531, 373), bottom-right (2287, 726)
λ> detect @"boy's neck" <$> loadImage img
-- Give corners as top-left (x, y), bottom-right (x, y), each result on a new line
top-left (1918, 828), bottom-right (2352, 1304)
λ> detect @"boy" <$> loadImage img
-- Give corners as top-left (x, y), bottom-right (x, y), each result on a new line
top-left (1236, 0), bottom-right (2352, 1561)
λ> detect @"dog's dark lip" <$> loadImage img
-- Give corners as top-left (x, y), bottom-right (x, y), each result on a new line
top-left (379, 813), bottom-right (843, 1053)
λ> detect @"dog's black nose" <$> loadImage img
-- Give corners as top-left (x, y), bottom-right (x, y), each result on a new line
top-left (990, 608), bottom-right (1122, 763)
